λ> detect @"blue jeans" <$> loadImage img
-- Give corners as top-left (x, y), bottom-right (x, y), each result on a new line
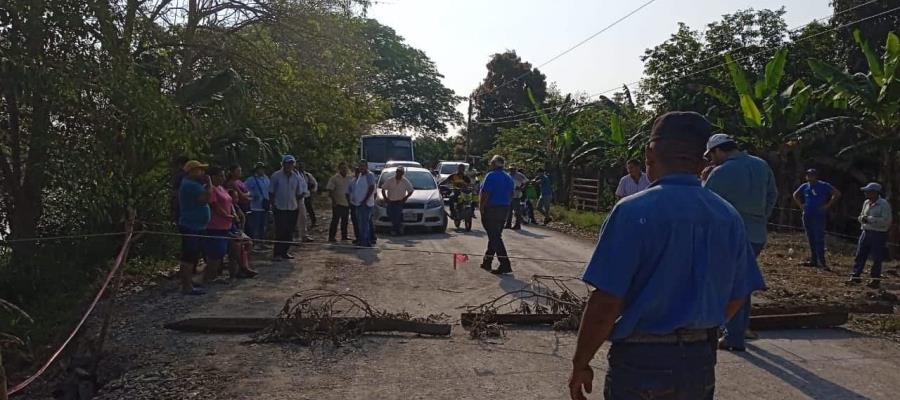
top-left (387, 201), bottom-right (404, 235)
top-left (246, 210), bottom-right (267, 240)
top-left (853, 230), bottom-right (888, 278)
top-left (605, 341), bottom-right (716, 399)
top-left (723, 242), bottom-right (765, 349)
top-left (802, 212), bottom-right (827, 266)
top-left (356, 205), bottom-right (374, 246)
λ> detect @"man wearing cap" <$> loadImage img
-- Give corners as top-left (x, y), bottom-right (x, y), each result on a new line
top-left (849, 183), bottom-right (893, 288)
top-left (269, 155), bottom-right (309, 260)
top-left (614, 159), bottom-right (651, 201)
top-left (793, 169), bottom-right (842, 269)
top-left (703, 133), bottom-right (777, 351)
top-left (480, 155), bottom-right (515, 274)
top-left (244, 162), bottom-right (270, 246)
top-left (177, 160), bottom-right (212, 295)
top-left (569, 112), bottom-right (765, 400)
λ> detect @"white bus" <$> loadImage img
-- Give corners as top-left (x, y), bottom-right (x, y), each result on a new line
top-left (360, 134), bottom-right (414, 174)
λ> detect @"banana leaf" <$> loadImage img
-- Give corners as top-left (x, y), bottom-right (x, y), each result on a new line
top-left (739, 94), bottom-right (763, 128)
top-left (725, 53), bottom-right (752, 96)
top-left (854, 29), bottom-right (884, 87)
top-left (764, 48), bottom-right (788, 97)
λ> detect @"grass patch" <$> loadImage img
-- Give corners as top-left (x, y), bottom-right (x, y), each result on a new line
top-left (550, 206), bottom-right (608, 233)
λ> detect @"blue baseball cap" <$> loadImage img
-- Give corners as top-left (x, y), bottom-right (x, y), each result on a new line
top-left (805, 168), bottom-right (817, 175)
top-left (861, 182), bottom-right (882, 192)
top-left (282, 155), bottom-right (296, 163)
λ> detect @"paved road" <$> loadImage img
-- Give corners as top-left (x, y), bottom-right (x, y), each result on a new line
top-left (73, 221), bottom-right (900, 399)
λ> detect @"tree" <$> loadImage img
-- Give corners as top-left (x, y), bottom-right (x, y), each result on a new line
top-left (807, 30), bottom-right (900, 210)
top-left (362, 20), bottom-right (463, 136)
top-left (831, 0), bottom-right (900, 73)
top-left (414, 136), bottom-right (455, 168)
top-left (469, 51), bottom-right (548, 156)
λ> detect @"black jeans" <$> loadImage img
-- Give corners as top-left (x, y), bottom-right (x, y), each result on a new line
top-left (506, 197), bottom-right (523, 227)
top-left (329, 204), bottom-right (350, 240)
top-left (305, 196), bottom-right (317, 227)
top-left (481, 206), bottom-right (510, 266)
top-left (605, 341), bottom-right (716, 399)
top-left (853, 229), bottom-right (888, 278)
top-left (273, 209), bottom-right (299, 257)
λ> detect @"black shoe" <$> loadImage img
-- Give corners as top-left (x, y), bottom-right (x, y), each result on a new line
top-left (480, 260), bottom-right (493, 271)
top-left (866, 279), bottom-right (881, 289)
top-left (341, 237), bottom-right (351, 241)
top-left (845, 276), bottom-right (862, 285)
top-left (284, 254), bottom-right (295, 260)
top-left (512, 225), bottom-right (522, 230)
top-left (491, 264), bottom-right (512, 275)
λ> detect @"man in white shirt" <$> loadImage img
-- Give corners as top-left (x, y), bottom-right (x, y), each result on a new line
top-left (615, 159), bottom-right (651, 200)
top-left (505, 168), bottom-right (528, 230)
top-left (349, 160), bottom-right (377, 247)
top-left (268, 155), bottom-right (308, 260)
top-left (325, 162), bottom-right (354, 242)
top-left (381, 167), bottom-right (415, 236)
top-left (848, 182), bottom-right (893, 289)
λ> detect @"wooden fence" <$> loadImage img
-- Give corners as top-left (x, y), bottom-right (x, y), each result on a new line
top-left (570, 177), bottom-right (602, 212)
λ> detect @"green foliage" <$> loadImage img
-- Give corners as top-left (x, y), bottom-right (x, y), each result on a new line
top-left (549, 206), bottom-right (608, 233)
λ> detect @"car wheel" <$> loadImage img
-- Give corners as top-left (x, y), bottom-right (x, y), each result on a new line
top-left (433, 215), bottom-right (448, 233)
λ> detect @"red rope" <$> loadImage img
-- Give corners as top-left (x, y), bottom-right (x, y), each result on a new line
top-left (7, 227), bottom-right (135, 396)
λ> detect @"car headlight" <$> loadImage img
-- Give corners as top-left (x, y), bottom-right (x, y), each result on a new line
top-left (426, 200), bottom-right (444, 209)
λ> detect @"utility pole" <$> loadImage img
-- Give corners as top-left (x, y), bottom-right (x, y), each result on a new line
top-left (465, 94), bottom-right (473, 163)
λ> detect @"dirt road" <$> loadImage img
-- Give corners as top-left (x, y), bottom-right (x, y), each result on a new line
top-left (25, 222), bottom-right (900, 399)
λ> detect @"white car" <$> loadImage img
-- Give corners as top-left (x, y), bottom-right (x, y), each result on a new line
top-left (374, 167), bottom-right (447, 233)
top-left (385, 160), bottom-right (423, 169)
top-left (436, 161), bottom-right (469, 183)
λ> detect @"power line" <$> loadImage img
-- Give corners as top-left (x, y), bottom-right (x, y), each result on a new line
top-left (472, 0), bottom-right (659, 101)
top-left (472, 3), bottom-right (899, 127)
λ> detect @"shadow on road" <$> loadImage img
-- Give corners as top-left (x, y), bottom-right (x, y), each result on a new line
top-left (740, 343), bottom-right (870, 400)
top-left (755, 328), bottom-right (869, 341)
top-left (506, 229), bottom-right (550, 239)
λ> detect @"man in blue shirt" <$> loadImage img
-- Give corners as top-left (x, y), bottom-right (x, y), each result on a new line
top-left (569, 112), bottom-right (765, 400)
top-left (244, 162), bottom-right (270, 246)
top-left (479, 155), bottom-right (515, 274)
top-left (793, 169), bottom-right (842, 269)
top-left (177, 160), bottom-right (213, 295)
top-left (704, 133), bottom-right (777, 351)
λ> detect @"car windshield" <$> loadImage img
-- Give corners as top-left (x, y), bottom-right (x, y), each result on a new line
top-left (440, 163), bottom-right (466, 174)
top-left (379, 170), bottom-right (437, 190)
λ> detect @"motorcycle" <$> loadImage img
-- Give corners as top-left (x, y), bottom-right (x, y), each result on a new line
top-left (447, 186), bottom-right (477, 231)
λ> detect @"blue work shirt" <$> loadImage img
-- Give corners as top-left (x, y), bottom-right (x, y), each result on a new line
top-left (178, 178), bottom-right (211, 231)
top-left (704, 152), bottom-right (778, 245)
top-left (538, 175), bottom-right (552, 197)
top-left (480, 168), bottom-right (515, 206)
top-left (244, 175), bottom-right (270, 211)
top-left (794, 181), bottom-right (833, 217)
top-left (581, 174), bottom-right (765, 341)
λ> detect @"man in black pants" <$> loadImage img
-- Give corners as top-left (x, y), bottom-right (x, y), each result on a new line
top-left (269, 155), bottom-right (308, 260)
top-left (479, 155), bottom-right (516, 274)
top-left (325, 162), bottom-right (354, 242)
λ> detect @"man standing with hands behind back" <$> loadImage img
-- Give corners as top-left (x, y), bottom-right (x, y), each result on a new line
top-left (793, 169), bottom-right (841, 269)
top-left (381, 167), bottom-right (415, 236)
top-left (568, 112), bottom-right (765, 400)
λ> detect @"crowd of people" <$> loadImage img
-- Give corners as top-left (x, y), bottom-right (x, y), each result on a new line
top-left (170, 155), bottom-right (387, 295)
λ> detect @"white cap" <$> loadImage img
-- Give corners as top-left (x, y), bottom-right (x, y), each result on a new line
top-left (704, 133), bottom-right (736, 156)
top-left (860, 182), bottom-right (882, 192)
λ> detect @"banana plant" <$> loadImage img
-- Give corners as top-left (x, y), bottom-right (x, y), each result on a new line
top-left (705, 48), bottom-right (813, 150)
top-left (805, 30), bottom-right (900, 210)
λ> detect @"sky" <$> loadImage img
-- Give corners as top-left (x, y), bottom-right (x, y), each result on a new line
top-left (368, 0), bottom-right (834, 133)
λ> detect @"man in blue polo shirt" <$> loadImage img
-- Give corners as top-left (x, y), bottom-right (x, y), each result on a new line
top-left (479, 155), bottom-right (515, 274)
top-left (793, 169), bottom-right (841, 269)
top-left (568, 112), bottom-right (765, 400)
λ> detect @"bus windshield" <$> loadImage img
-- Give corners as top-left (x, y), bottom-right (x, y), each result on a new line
top-left (362, 136), bottom-right (413, 163)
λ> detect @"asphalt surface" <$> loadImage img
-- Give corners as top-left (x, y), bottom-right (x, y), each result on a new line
top-left (37, 219), bottom-right (900, 399)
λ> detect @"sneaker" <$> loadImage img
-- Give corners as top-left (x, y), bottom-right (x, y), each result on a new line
top-left (284, 254), bottom-right (295, 259)
top-left (845, 276), bottom-right (862, 285)
top-left (717, 338), bottom-right (745, 352)
top-left (866, 279), bottom-right (881, 289)
top-left (491, 265), bottom-right (513, 275)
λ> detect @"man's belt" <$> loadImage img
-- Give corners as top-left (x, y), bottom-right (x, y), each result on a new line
top-left (619, 328), bottom-right (717, 344)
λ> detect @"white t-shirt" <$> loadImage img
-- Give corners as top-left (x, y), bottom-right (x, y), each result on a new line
top-left (382, 177), bottom-right (414, 202)
top-left (615, 173), bottom-right (651, 198)
top-left (349, 172), bottom-right (377, 207)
